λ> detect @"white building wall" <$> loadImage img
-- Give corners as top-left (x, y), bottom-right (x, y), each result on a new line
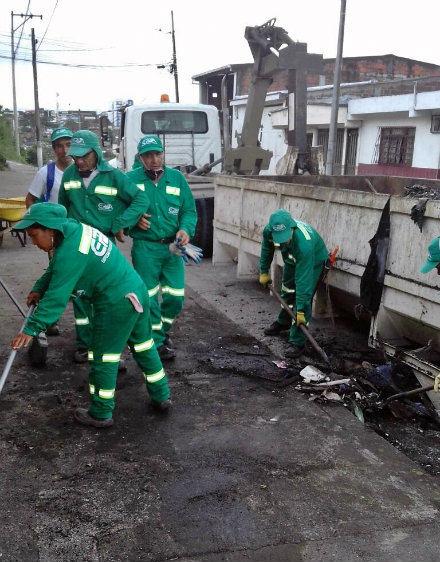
top-left (357, 113), bottom-right (440, 169)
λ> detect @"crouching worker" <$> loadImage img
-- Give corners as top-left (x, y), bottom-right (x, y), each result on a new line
top-left (10, 203), bottom-right (171, 428)
top-left (259, 209), bottom-right (328, 359)
top-left (420, 237), bottom-right (440, 275)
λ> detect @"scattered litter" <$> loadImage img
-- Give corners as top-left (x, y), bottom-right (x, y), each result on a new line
top-left (272, 360), bottom-right (289, 369)
top-left (299, 365), bottom-right (327, 383)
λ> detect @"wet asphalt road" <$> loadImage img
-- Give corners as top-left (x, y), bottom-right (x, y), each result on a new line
top-left (1, 162), bottom-right (440, 561)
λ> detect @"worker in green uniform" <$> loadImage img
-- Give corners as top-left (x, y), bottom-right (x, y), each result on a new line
top-left (259, 209), bottom-right (328, 358)
top-left (126, 135), bottom-right (197, 361)
top-left (420, 237), bottom-right (440, 275)
top-left (11, 203), bottom-right (171, 428)
top-left (58, 130), bottom-right (150, 364)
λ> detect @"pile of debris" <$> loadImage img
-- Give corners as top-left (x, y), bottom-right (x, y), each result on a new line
top-left (293, 351), bottom-right (440, 426)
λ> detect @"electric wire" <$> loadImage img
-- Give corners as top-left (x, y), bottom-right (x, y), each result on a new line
top-left (36, 0), bottom-right (59, 52)
top-left (14, 0), bottom-right (31, 56)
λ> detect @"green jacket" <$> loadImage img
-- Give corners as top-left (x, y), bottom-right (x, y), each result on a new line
top-left (126, 166), bottom-right (197, 241)
top-left (259, 221), bottom-right (328, 310)
top-left (58, 160), bottom-right (149, 236)
top-left (24, 220), bottom-right (145, 336)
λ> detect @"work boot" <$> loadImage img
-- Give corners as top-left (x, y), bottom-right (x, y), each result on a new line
top-left (164, 334), bottom-right (174, 349)
top-left (73, 349), bottom-right (88, 363)
top-left (151, 398), bottom-right (172, 411)
top-left (74, 408), bottom-right (114, 428)
top-left (118, 359), bottom-right (127, 372)
top-left (264, 321), bottom-right (290, 336)
top-left (285, 345), bottom-right (305, 359)
top-left (157, 344), bottom-right (176, 361)
top-left (46, 323), bottom-right (60, 336)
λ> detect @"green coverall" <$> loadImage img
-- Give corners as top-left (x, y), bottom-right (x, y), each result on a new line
top-left (127, 166), bottom-right (197, 347)
top-left (24, 220), bottom-right (170, 419)
top-left (58, 157), bottom-right (150, 351)
top-left (259, 221), bottom-right (328, 346)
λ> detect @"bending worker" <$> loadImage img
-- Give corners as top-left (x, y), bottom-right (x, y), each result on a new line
top-left (58, 130), bottom-right (150, 364)
top-left (126, 135), bottom-right (197, 361)
top-left (11, 203), bottom-right (171, 428)
top-left (259, 209), bottom-right (328, 359)
top-left (420, 237), bottom-right (440, 275)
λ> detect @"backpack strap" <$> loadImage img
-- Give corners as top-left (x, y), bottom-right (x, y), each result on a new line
top-left (44, 161), bottom-right (56, 202)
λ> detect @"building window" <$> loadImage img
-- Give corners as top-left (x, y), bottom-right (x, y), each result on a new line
top-left (375, 127), bottom-right (415, 165)
top-left (431, 115), bottom-right (440, 133)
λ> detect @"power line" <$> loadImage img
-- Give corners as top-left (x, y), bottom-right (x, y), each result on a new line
top-left (37, 0), bottom-right (59, 52)
top-left (0, 53), bottom-right (163, 69)
top-left (15, 0), bottom-right (31, 55)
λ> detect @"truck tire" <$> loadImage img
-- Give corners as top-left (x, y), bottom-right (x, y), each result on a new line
top-left (192, 197), bottom-right (214, 258)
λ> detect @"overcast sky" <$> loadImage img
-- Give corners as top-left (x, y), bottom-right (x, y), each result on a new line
top-left (1, 0), bottom-right (439, 113)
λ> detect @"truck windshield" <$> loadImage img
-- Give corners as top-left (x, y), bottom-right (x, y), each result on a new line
top-left (141, 110), bottom-right (208, 134)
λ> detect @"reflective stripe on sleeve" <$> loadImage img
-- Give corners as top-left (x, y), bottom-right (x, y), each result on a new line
top-left (94, 186), bottom-right (117, 196)
top-left (162, 316), bottom-right (174, 325)
top-left (102, 353), bottom-right (121, 363)
top-left (152, 322), bottom-right (163, 331)
top-left (134, 339), bottom-right (154, 353)
top-left (98, 388), bottom-right (115, 399)
top-left (88, 351), bottom-right (94, 361)
top-left (136, 183), bottom-right (145, 191)
top-left (79, 224), bottom-right (93, 254)
top-left (89, 384), bottom-right (95, 394)
top-left (75, 317), bottom-right (90, 325)
top-left (144, 369), bottom-right (166, 384)
top-left (162, 286), bottom-right (185, 297)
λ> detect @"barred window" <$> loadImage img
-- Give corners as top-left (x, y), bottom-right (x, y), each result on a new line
top-left (376, 127), bottom-right (415, 165)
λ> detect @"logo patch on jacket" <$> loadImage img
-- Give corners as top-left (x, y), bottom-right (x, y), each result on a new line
top-left (168, 207), bottom-right (179, 215)
top-left (98, 202), bottom-right (113, 211)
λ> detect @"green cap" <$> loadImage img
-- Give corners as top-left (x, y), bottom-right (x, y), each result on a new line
top-left (420, 237), bottom-right (440, 273)
top-left (68, 130), bottom-right (100, 157)
top-left (13, 202), bottom-right (67, 231)
top-left (137, 135), bottom-right (164, 155)
top-left (269, 209), bottom-right (297, 244)
top-left (51, 127), bottom-right (73, 142)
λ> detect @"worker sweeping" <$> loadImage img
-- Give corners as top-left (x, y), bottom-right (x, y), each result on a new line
top-left (10, 203), bottom-right (171, 428)
top-left (126, 135), bottom-right (198, 361)
top-left (259, 209), bottom-right (328, 358)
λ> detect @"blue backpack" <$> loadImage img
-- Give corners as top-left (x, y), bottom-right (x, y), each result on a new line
top-left (44, 161), bottom-right (56, 202)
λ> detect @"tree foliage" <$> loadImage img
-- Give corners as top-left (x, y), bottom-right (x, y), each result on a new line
top-left (0, 105), bottom-right (17, 170)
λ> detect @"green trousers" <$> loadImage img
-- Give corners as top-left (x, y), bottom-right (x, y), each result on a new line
top-left (85, 283), bottom-right (170, 419)
top-left (131, 240), bottom-right (185, 347)
top-left (276, 260), bottom-right (325, 346)
top-left (73, 298), bottom-right (92, 350)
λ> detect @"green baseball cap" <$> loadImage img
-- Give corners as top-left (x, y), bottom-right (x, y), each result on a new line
top-left (420, 237), bottom-right (440, 273)
top-left (68, 130), bottom-right (100, 157)
top-left (137, 135), bottom-right (164, 155)
top-left (51, 127), bottom-right (73, 142)
top-left (269, 209), bottom-right (297, 244)
top-left (13, 202), bottom-right (67, 231)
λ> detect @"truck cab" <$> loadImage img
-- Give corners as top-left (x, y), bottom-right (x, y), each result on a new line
top-left (118, 102), bottom-right (222, 173)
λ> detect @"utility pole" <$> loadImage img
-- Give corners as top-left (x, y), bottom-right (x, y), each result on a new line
top-left (10, 11), bottom-right (42, 158)
top-left (31, 28), bottom-right (43, 168)
top-left (171, 11), bottom-right (179, 102)
top-left (325, 0), bottom-right (346, 176)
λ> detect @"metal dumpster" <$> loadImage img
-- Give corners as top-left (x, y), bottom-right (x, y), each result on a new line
top-left (213, 174), bottom-right (440, 399)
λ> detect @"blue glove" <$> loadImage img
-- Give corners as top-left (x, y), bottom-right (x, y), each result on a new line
top-left (169, 238), bottom-right (203, 264)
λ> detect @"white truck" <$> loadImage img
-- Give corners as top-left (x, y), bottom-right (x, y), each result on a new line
top-left (117, 102), bottom-right (222, 255)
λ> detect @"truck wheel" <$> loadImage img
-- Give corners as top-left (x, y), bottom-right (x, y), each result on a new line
top-left (192, 197), bottom-right (214, 258)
